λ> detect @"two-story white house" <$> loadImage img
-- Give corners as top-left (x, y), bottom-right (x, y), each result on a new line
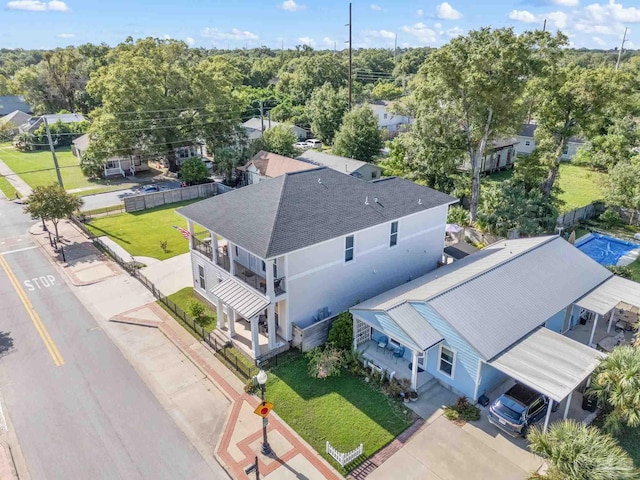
top-left (177, 167), bottom-right (457, 360)
top-left (516, 124), bottom-right (585, 160)
top-left (369, 101), bottom-right (412, 139)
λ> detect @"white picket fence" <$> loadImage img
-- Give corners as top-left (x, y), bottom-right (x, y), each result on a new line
top-left (325, 441), bottom-right (363, 468)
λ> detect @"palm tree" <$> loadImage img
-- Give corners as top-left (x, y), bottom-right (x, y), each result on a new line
top-left (527, 420), bottom-right (637, 480)
top-left (588, 345), bottom-right (640, 435)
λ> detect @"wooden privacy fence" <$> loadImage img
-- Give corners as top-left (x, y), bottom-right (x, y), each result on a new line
top-left (291, 313), bottom-right (338, 352)
top-left (124, 182), bottom-right (222, 212)
top-left (556, 202), bottom-right (605, 228)
top-left (326, 441), bottom-right (363, 468)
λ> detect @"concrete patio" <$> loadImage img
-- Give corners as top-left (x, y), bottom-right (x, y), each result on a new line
top-left (565, 314), bottom-right (636, 351)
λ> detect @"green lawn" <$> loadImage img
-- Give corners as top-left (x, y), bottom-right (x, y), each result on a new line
top-left (0, 144), bottom-right (137, 194)
top-left (267, 354), bottom-right (413, 473)
top-left (165, 287), bottom-right (216, 332)
top-left (486, 163), bottom-right (606, 213)
top-left (0, 175), bottom-right (14, 199)
top-left (86, 199), bottom-right (204, 260)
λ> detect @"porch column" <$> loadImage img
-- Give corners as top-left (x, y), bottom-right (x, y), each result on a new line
top-left (543, 399), bottom-right (553, 433)
top-left (187, 219), bottom-right (194, 236)
top-left (563, 391), bottom-right (573, 420)
top-left (250, 316), bottom-right (260, 359)
top-left (588, 313), bottom-right (600, 347)
top-left (411, 350), bottom-right (419, 391)
top-left (352, 317), bottom-right (358, 351)
top-left (607, 312), bottom-right (614, 333)
top-left (212, 234), bottom-right (219, 262)
top-left (229, 243), bottom-right (237, 275)
top-left (216, 298), bottom-right (225, 329)
top-left (228, 307), bottom-right (236, 339)
top-left (267, 303), bottom-right (276, 349)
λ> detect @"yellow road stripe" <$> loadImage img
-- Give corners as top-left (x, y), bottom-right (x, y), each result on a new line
top-left (0, 256), bottom-right (64, 366)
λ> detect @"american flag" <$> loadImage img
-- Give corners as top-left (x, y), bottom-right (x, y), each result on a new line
top-left (173, 225), bottom-right (191, 239)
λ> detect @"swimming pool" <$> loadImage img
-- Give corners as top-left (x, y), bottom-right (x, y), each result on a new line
top-left (575, 233), bottom-right (640, 266)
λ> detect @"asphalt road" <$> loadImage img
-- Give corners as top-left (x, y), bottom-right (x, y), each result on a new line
top-left (80, 180), bottom-right (181, 212)
top-left (0, 200), bottom-right (221, 479)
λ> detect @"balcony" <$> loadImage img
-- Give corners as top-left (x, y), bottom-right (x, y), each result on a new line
top-left (216, 249), bottom-right (230, 271)
top-left (192, 236), bottom-right (213, 260)
top-left (234, 261), bottom-right (286, 296)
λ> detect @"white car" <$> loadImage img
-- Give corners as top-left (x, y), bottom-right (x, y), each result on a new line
top-left (306, 139), bottom-right (322, 149)
top-left (294, 141), bottom-right (309, 149)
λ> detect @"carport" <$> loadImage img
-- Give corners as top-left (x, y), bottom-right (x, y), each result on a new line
top-left (489, 328), bottom-right (605, 432)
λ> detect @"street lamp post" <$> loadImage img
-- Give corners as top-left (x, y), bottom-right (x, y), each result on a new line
top-left (256, 369), bottom-right (272, 456)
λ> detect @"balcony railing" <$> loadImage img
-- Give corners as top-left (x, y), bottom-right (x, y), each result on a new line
top-left (234, 261), bottom-right (287, 296)
top-left (216, 249), bottom-right (230, 271)
top-left (274, 276), bottom-right (286, 295)
top-left (192, 236), bottom-right (213, 260)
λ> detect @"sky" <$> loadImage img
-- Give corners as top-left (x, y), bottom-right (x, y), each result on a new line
top-left (0, 0), bottom-right (638, 51)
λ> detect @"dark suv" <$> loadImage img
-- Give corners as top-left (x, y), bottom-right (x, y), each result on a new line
top-left (488, 383), bottom-right (557, 437)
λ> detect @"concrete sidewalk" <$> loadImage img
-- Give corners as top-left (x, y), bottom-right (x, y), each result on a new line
top-left (141, 252), bottom-right (192, 295)
top-left (0, 156), bottom-right (32, 199)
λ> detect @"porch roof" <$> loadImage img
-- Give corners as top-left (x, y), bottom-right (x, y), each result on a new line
top-left (489, 327), bottom-right (605, 403)
top-left (352, 304), bottom-right (443, 352)
top-left (211, 278), bottom-right (269, 319)
top-left (575, 275), bottom-right (640, 316)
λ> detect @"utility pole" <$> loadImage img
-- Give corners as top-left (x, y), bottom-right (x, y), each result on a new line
top-left (348, 2), bottom-right (352, 111)
top-left (615, 27), bottom-right (628, 71)
top-left (393, 33), bottom-right (397, 64)
top-left (542, 19), bottom-right (546, 32)
top-left (43, 117), bottom-right (64, 189)
top-left (259, 101), bottom-right (265, 135)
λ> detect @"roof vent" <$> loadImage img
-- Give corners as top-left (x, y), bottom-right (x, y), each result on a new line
top-left (365, 196), bottom-right (370, 205)
top-left (374, 197), bottom-right (379, 204)
top-left (418, 199), bottom-right (423, 205)
top-left (318, 178), bottom-right (322, 184)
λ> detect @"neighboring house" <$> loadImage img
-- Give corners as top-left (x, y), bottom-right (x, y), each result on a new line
top-left (72, 133), bottom-right (150, 178)
top-left (19, 113), bottom-right (86, 135)
top-left (0, 96), bottom-right (32, 116)
top-left (460, 138), bottom-right (518, 173)
top-left (173, 143), bottom-right (209, 167)
top-left (516, 124), bottom-right (585, 160)
top-left (296, 150), bottom-right (382, 180)
top-left (0, 110), bottom-right (32, 136)
top-left (351, 235), bottom-right (640, 429)
top-left (177, 167), bottom-right (457, 360)
top-left (242, 117), bottom-right (307, 141)
top-left (237, 150), bottom-right (318, 185)
top-left (369, 101), bottom-right (411, 138)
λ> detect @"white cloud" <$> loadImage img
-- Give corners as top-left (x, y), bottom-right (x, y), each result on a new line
top-left (591, 35), bottom-right (607, 46)
top-left (551, 0), bottom-right (579, 6)
top-left (6, 0), bottom-right (69, 11)
top-left (446, 26), bottom-right (464, 38)
top-left (201, 28), bottom-right (259, 41)
top-left (370, 3), bottom-right (382, 11)
top-left (365, 29), bottom-right (395, 39)
top-left (280, 0), bottom-right (305, 12)
top-left (185, 37), bottom-right (195, 46)
top-left (509, 9), bottom-right (538, 23)
top-left (323, 36), bottom-right (336, 47)
top-left (163, 34), bottom-right (172, 40)
top-left (401, 22), bottom-right (437, 44)
top-left (56, 32), bottom-right (74, 38)
top-left (547, 11), bottom-right (568, 28)
top-left (416, 8), bottom-right (423, 17)
top-left (436, 2), bottom-right (462, 20)
top-left (298, 36), bottom-right (314, 46)
top-left (434, 22), bottom-right (442, 29)
top-left (584, 0), bottom-right (640, 23)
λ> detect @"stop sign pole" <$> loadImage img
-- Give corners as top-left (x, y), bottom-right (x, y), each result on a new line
top-left (255, 370), bottom-right (273, 456)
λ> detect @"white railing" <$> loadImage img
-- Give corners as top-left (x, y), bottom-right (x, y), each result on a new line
top-left (326, 441), bottom-right (363, 468)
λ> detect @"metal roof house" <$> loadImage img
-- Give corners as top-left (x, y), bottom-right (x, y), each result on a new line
top-left (177, 167), bottom-right (456, 360)
top-left (296, 150), bottom-right (382, 181)
top-left (19, 113), bottom-right (86, 134)
top-left (242, 118), bottom-right (307, 141)
top-left (350, 235), bottom-right (640, 431)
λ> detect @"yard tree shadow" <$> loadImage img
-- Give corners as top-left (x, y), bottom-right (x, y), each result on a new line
top-left (85, 224), bottom-right (131, 244)
top-left (0, 331), bottom-right (15, 355)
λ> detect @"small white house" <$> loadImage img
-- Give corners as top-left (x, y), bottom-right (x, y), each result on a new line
top-left (238, 150), bottom-right (317, 185)
top-left (177, 167), bottom-right (457, 360)
top-left (461, 138), bottom-right (518, 173)
top-left (72, 133), bottom-right (150, 178)
top-left (516, 124), bottom-right (584, 161)
top-left (369, 101), bottom-right (411, 138)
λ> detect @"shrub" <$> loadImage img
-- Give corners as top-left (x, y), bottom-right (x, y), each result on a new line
top-left (384, 377), bottom-right (412, 398)
top-left (342, 348), bottom-right (364, 375)
top-left (607, 265), bottom-right (631, 278)
top-left (160, 240), bottom-right (168, 253)
top-left (327, 312), bottom-right (353, 351)
top-left (189, 301), bottom-right (206, 325)
top-left (599, 208), bottom-right (623, 229)
top-left (306, 345), bottom-right (343, 379)
top-left (244, 378), bottom-right (257, 394)
top-left (444, 397), bottom-right (480, 424)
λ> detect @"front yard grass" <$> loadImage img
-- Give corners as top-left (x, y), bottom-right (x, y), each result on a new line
top-left (0, 175), bottom-right (14, 199)
top-left (86, 199), bottom-right (205, 260)
top-left (486, 163), bottom-right (606, 213)
top-left (165, 287), bottom-right (216, 332)
top-left (267, 354), bottom-right (413, 473)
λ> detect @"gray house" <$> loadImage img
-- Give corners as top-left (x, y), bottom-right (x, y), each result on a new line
top-left (0, 110), bottom-right (32, 136)
top-left (296, 150), bottom-right (382, 181)
top-left (20, 113), bottom-right (86, 134)
top-left (516, 124), bottom-right (585, 161)
top-left (0, 96), bottom-right (32, 116)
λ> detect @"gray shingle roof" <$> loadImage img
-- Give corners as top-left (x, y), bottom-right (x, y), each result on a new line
top-left (296, 150), bottom-right (378, 175)
top-left (0, 110), bottom-right (32, 127)
top-left (519, 123), bottom-right (584, 144)
top-left (0, 96), bottom-right (32, 115)
top-left (177, 167), bottom-right (457, 259)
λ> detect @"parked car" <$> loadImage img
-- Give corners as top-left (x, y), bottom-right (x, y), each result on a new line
top-left (488, 383), bottom-right (558, 437)
top-left (294, 141), bottom-right (309, 149)
top-left (140, 185), bottom-right (160, 193)
top-left (306, 139), bottom-right (322, 148)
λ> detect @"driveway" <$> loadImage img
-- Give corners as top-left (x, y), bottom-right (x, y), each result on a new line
top-left (80, 180), bottom-right (181, 211)
top-left (368, 385), bottom-right (543, 480)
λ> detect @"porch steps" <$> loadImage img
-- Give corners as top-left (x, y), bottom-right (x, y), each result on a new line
top-left (207, 328), bottom-right (230, 351)
top-left (417, 376), bottom-right (439, 395)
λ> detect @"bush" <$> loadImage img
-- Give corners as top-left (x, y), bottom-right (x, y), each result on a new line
top-left (608, 265), bottom-right (632, 278)
top-left (306, 345), bottom-right (343, 379)
top-left (599, 208), bottom-right (623, 229)
top-left (244, 378), bottom-right (257, 394)
top-left (189, 301), bottom-right (206, 325)
top-left (327, 312), bottom-right (353, 351)
top-left (342, 348), bottom-right (364, 375)
top-left (444, 397), bottom-right (480, 424)
top-left (384, 377), bottom-right (411, 398)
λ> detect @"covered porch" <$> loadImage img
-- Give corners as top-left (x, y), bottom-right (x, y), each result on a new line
top-left (211, 278), bottom-right (286, 360)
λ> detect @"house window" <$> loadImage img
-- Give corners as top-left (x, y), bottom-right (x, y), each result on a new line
top-left (371, 171), bottom-right (377, 179)
top-left (198, 265), bottom-right (206, 290)
top-left (383, 113), bottom-right (388, 119)
top-left (390, 221), bottom-right (398, 247)
top-left (438, 345), bottom-right (455, 377)
top-left (345, 235), bottom-right (354, 262)
top-left (261, 260), bottom-right (266, 272)
top-left (524, 140), bottom-right (531, 146)
top-left (234, 245), bottom-right (239, 257)
top-left (563, 145), bottom-right (569, 155)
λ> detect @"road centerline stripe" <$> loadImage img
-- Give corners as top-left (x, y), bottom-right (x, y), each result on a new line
top-left (0, 256), bottom-right (64, 367)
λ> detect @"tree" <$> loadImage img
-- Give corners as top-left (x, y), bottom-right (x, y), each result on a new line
top-left (573, 117), bottom-right (639, 172)
top-left (307, 83), bottom-right (347, 145)
top-left (24, 184), bottom-right (83, 240)
top-left (213, 146), bottom-right (243, 184)
top-left (333, 106), bottom-right (382, 162)
top-left (528, 420), bottom-right (637, 480)
top-left (412, 28), bottom-right (565, 220)
top-left (327, 312), bottom-right (353, 351)
top-left (588, 345), bottom-right (640, 435)
top-left (306, 345), bottom-right (343, 379)
top-left (605, 156), bottom-right (640, 213)
top-left (370, 82), bottom-right (403, 101)
top-left (179, 157), bottom-right (209, 185)
top-left (261, 124), bottom-right (297, 157)
top-left (276, 53), bottom-right (348, 103)
top-left (530, 65), bottom-right (634, 198)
